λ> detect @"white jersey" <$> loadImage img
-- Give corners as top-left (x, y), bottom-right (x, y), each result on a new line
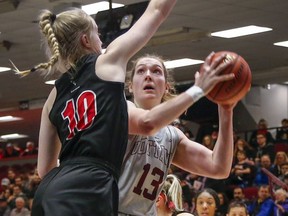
top-left (118, 125), bottom-right (179, 216)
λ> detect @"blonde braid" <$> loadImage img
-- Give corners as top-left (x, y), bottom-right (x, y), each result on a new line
top-left (13, 11), bottom-right (60, 77)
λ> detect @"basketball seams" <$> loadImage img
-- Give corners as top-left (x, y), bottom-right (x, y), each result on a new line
top-left (215, 60), bottom-right (251, 103)
top-left (208, 53), bottom-right (239, 101)
top-left (206, 51), bottom-right (251, 104)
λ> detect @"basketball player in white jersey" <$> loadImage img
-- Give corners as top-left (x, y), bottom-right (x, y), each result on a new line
top-left (118, 53), bottom-right (237, 215)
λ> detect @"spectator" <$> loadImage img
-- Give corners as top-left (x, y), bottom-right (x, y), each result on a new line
top-left (276, 118), bottom-right (288, 142)
top-left (247, 185), bottom-right (274, 216)
top-left (3, 143), bottom-right (20, 158)
top-left (195, 123), bottom-right (219, 144)
top-left (279, 162), bottom-right (288, 182)
top-left (8, 185), bottom-right (28, 210)
top-left (249, 119), bottom-right (275, 150)
top-left (14, 176), bottom-right (29, 196)
top-left (254, 155), bottom-right (274, 186)
top-left (202, 135), bottom-right (215, 150)
top-left (0, 179), bottom-right (10, 196)
top-left (7, 169), bottom-right (16, 185)
top-left (273, 188), bottom-right (288, 216)
top-left (185, 173), bottom-right (205, 192)
top-left (255, 133), bottom-right (275, 163)
top-left (20, 142), bottom-right (38, 157)
top-left (271, 151), bottom-right (288, 177)
top-left (234, 138), bottom-right (255, 162)
top-left (229, 150), bottom-right (255, 187)
top-left (2, 189), bottom-right (13, 207)
top-left (10, 197), bottom-right (30, 216)
top-left (216, 192), bottom-right (229, 216)
top-left (232, 187), bottom-right (249, 204)
top-left (0, 197), bottom-right (11, 216)
top-left (25, 170), bottom-right (41, 210)
top-left (194, 188), bottom-right (220, 216)
top-left (226, 200), bottom-right (249, 216)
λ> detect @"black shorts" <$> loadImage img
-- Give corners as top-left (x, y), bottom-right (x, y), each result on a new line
top-left (31, 157), bottom-right (119, 216)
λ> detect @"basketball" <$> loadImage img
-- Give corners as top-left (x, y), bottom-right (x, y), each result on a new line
top-left (205, 51), bottom-right (252, 104)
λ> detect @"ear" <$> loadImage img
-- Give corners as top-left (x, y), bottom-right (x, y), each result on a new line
top-left (81, 34), bottom-right (91, 49)
top-left (155, 195), bottom-right (163, 207)
top-left (165, 83), bottom-right (170, 93)
top-left (128, 82), bottom-right (133, 93)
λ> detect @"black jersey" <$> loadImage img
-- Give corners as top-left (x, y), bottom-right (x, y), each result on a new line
top-left (49, 54), bottom-right (128, 175)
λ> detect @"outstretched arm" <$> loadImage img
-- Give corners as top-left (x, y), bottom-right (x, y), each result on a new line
top-left (172, 104), bottom-right (235, 179)
top-left (97, 0), bottom-right (177, 82)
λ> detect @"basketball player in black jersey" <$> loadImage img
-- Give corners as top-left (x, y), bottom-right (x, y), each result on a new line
top-left (13, 1), bottom-right (178, 215)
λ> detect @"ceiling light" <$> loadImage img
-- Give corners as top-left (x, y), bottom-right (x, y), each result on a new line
top-left (45, 80), bottom-right (55, 85)
top-left (274, 41), bottom-right (288, 48)
top-left (0, 133), bottom-right (28, 140)
top-left (82, 1), bottom-right (124, 15)
top-left (0, 67), bottom-right (11, 72)
top-left (211, 25), bottom-right (272, 38)
top-left (0, 115), bottom-right (22, 122)
top-left (164, 58), bottom-right (204, 69)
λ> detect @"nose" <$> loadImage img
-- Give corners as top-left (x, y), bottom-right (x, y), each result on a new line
top-left (144, 70), bottom-right (152, 80)
top-left (202, 202), bottom-right (208, 209)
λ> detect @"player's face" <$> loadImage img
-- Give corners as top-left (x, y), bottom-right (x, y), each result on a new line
top-left (196, 191), bottom-right (217, 216)
top-left (130, 57), bottom-right (167, 109)
top-left (227, 207), bottom-right (248, 216)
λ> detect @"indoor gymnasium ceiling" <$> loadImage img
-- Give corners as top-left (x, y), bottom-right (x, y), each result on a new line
top-left (0, 0), bottom-right (288, 142)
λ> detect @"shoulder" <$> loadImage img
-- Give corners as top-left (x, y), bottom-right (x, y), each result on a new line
top-left (127, 100), bottom-right (136, 108)
top-left (95, 52), bottom-right (125, 82)
top-left (44, 87), bottom-right (57, 114)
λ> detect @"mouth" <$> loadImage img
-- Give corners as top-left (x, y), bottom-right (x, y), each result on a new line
top-left (143, 84), bottom-right (155, 91)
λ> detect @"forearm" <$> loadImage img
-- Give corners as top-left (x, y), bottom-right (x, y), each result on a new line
top-left (211, 105), bottom-right (234, 177)
top-left (139, 91), bottom-right (199, 135)
top-left (149, 0), bottom-right (177, 20)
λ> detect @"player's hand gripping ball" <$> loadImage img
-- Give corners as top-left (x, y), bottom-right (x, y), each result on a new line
top-left (206, 51), bottom-right (252, 105)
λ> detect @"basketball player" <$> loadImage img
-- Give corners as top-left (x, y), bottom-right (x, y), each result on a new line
top-left (13, 1), bottom-right (178, 215)
top-left (156, 174), bottom-right (194, 216)
top-left (118, 54), bottom-right (237, 215)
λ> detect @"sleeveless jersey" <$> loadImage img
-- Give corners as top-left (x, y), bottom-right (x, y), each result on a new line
top-left (118, 125), bottom-right (179, 215)
top-left (49, 54), bottom-right (128, 176)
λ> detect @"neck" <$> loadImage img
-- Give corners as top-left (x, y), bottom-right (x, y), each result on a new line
top-left (134, 99), bottom-right (159, 110)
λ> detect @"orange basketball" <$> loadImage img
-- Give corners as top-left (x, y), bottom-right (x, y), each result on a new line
top-left (205, 51), bottom-right (252, 105)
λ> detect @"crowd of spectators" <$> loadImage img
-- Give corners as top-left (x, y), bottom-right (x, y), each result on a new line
top-left (169, 118), bottom-right (288, 215)
top-left (0, 164), bottom-right (39, 216)
top-left (0, 118), bottom-right (287, 216)
top-left (0, 141), bottom-right (38, 160)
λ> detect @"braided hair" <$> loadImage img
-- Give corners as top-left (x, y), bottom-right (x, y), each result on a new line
top-left (13, 8), bottom-right (95, 77)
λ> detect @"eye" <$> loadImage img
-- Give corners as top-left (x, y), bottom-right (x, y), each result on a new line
top-left (136, 68), bottom-right (145, 74)
top-left (207, 201), bottom-right (215, 206)
top-left (153, 69), bottom-right (162, 75)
